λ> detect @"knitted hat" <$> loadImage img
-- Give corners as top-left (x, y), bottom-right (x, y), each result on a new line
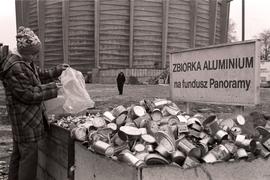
top-left (16, 26), bottom-right (41, 55)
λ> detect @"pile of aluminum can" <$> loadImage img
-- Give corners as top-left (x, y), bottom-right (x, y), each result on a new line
top-left (53, 99), bottom-right (270, 169)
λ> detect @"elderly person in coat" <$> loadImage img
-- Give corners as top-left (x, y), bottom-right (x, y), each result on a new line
top-left (0, 26), bottom-right (68, 180)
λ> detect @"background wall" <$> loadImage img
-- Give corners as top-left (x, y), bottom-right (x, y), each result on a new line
top-left (15, 0), bottom-right (230, 76)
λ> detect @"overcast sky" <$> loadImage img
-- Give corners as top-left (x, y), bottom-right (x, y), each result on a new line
top-left (0, 0), bottom-right (16, 49)
top-left (230, 0), bottom-right (270, 41)
top-left (0, 0), bottom-right (270, 49)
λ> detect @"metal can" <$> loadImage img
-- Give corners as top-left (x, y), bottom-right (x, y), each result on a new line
top-left (115, 113), bottom-right (127, 126)
top-left (153, 99), bottom-right (171, 108)
top-left (262, 136), bottom-right (270, 151)
top-left (133, 116), bottom-right (148, 128)
top-left (230, 126), bottom-right (242, 137)
top-left (202, 144), bottom-right (230, 163)
top-left (107, 123), bottom-right (117, 131)
top-left (134, 143), bottom-right (146, 153)
top-left (119, 150), bottom-right (145, 168)
top-left (202, 115), bottom-right (217, 131)
top-left (176, 137), bottom-right (201, 159)
top-left (197, 142), bottom-right (209, 157)
top-left (177, 122), bottom-right (189, 134)
top-left (256, 141), bottom-right (270, 158)
top-left (176, 114), bottom-right (188, 123)
top-left (200, 132), bottom-right (215, 145)
top-left (164, 105), bottom-right (180, 116)
top-left (71, 127), bottom-right (87, 141)
top-left (112, 105), bottom-right (127, 117)
top-left (241, 139), bottom-right (257, 152)
top-left (235, 136), bottom-right (257, 152)
top-left (235, 114), bottom-right (246, 125)
top-left (214, 129), bottom-right (228, 141)
top-left (103, 111), bottom-right (115, 122)
top-left (141, 134), bottom-right (156, 144)
top-left (189, 122), bottom-right (202, 132)
top-left (145, 144), bottom-right (154, 152)
top-left (92, 140), bottom-right (114, 157)
top-left (171, 150), bottom-right (186, 166)
top-left (130, 106), bottom-right (146, 119)
top-left (235, 134), bottom-right (246, 146)
top-left (150, 109), bottom-right (162, 121)
top-left (139, 128), bottom-right (148, 135)
top-left (113, 143), bottom-right (129, 155)
top-left (223, 142), bottom-right (237, 154)
top-left (236, 148), bottom-right (248, 159)
top-left (155, 144), bottom-right (171, 157)
top-left (92, 116), bottom-right (106, 128)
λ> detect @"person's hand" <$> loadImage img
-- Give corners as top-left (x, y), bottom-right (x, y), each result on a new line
top-left (56, 82), bottom-right (62, 90)
top-left (57, 64), bottom-right (70, 71)
top-left (56, 82), bottom-right (63, 95)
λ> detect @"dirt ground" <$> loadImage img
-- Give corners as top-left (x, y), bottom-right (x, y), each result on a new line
top-left (0, 83), bottom-right (270, 178)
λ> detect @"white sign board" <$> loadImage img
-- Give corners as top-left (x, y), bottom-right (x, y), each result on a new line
top-left (170, 40), bottom-right (260, 106)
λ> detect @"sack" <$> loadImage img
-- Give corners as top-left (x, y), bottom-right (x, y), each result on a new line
top-left (60, 67), bottom-right (95, 114)
top-left (44, 95), bottom-right (66, 116)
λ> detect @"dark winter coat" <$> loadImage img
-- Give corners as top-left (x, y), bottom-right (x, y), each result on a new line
top-left (0, 54), bottom-right (63, 142)
top-left (117, 72), bottom-right (126, 85)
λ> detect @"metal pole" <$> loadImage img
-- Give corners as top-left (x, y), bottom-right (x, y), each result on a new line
top-left (242, 0), bottom-right (245, 41)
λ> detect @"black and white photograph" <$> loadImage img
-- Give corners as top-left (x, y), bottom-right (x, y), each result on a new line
top-left (1, 0), bottom-right (270, 180)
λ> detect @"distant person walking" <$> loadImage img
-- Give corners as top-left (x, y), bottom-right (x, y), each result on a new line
top-left (116, 72), bottom-right (126, 95)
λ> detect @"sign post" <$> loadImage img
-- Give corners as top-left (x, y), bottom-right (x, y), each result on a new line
top-left (170, 40), bottom-right (261, 112)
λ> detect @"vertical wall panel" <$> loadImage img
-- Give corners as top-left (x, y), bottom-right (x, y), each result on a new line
top-left (99, 0), bottom-right (130, 68)
top-left (15, 0), bottom-right (230, 72)
top-left (28, 0), bottom-right (39, 65)
top-left (133, 0), bottom-right (163, 68)
top-left (196, 0), bottom-right (210, 47)
top-left (215, 1), bottom-right (222, 44)
top-left (28, 0), bottom-right (38, 34)
top-left (69, 0), bottom-right (95, 74)
top-left (167, 0), bottom-right (190, 53)
top-left (44, 0), bottom-right (63, 68)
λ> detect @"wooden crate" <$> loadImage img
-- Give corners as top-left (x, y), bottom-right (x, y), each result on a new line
top-left (75, 141), bottom-right (270, 180)
top-left (74, 142), bottom-right (139, 180)
top-left (37, 124), bottom-right (74, 180)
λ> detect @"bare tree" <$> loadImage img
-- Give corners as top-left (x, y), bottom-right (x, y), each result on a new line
top-left (228, 19), bottom-right (238, 42)
top-left (258, 30), bottom-right (270, 61)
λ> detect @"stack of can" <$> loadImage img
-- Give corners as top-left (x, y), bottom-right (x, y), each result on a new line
top-left (53, 99), bottom-right (270, 169)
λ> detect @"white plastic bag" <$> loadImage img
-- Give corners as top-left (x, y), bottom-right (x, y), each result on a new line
top-left (44, 95), bottom-right (66, 115)
top-left (60, 67), bottom-right (95, 114)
